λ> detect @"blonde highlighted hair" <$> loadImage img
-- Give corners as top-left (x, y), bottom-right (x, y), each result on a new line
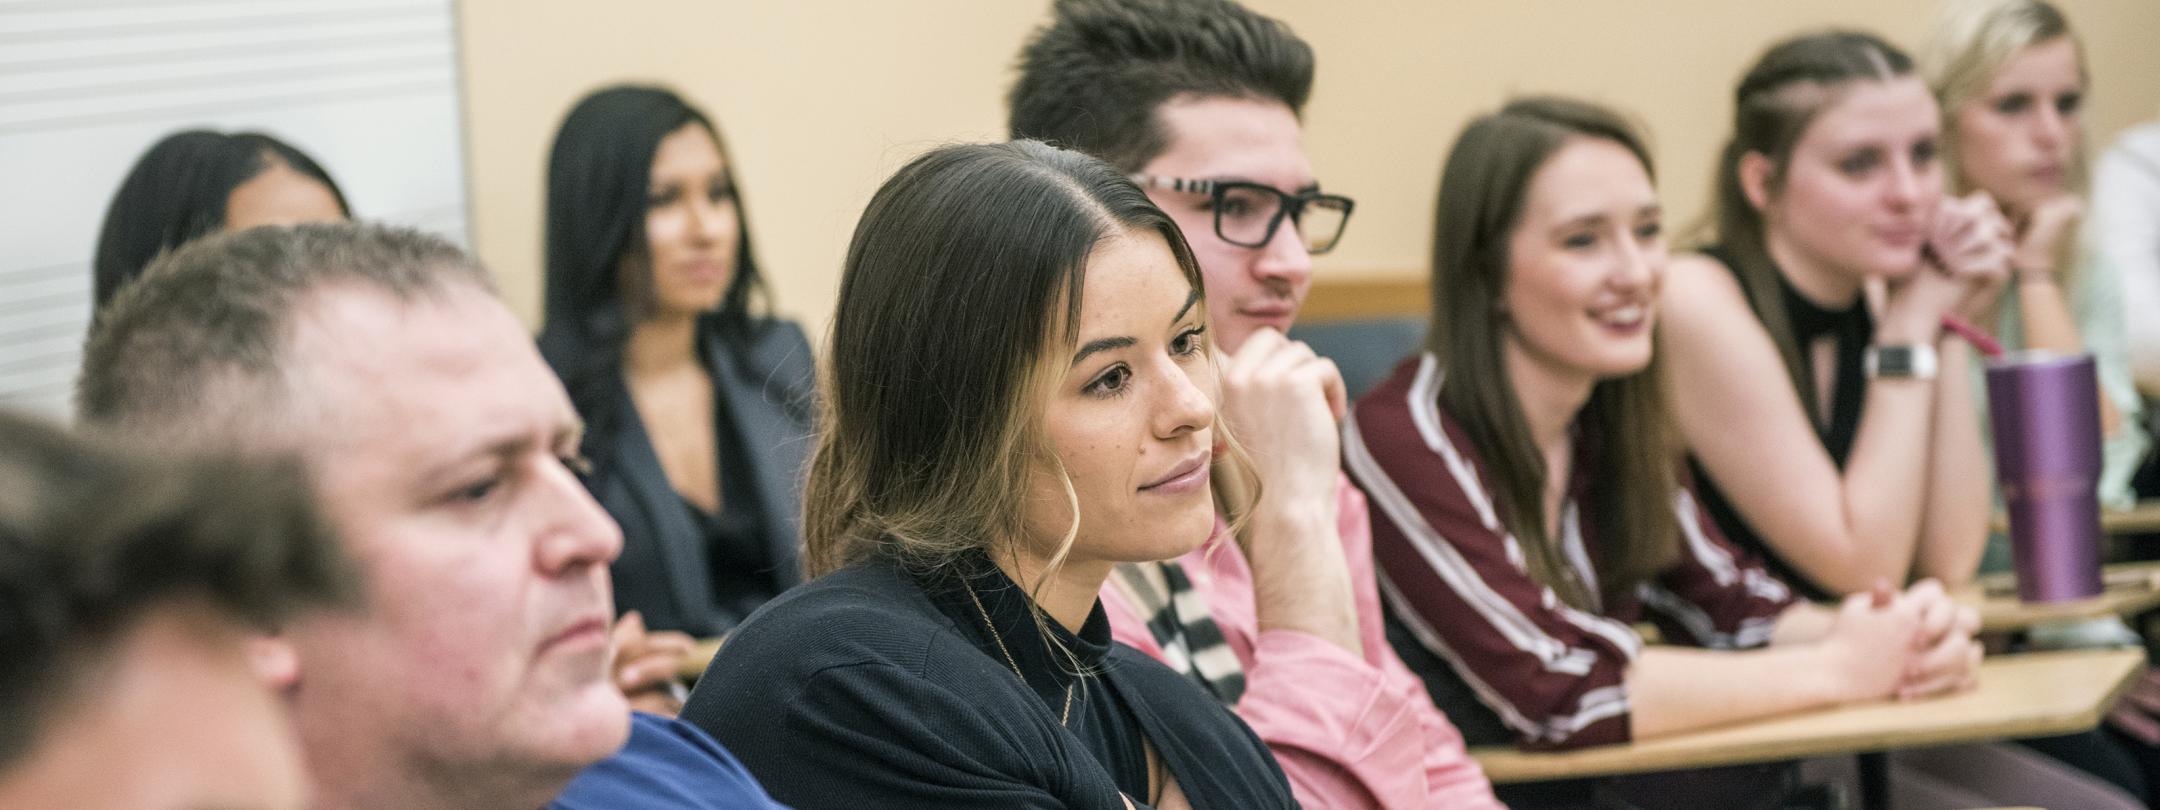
top-left (1921, 0), bottom-right (2089, 196)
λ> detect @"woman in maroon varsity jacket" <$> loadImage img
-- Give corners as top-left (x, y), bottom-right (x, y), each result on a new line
top-left (1341, 98), bottom-right (1985, 765)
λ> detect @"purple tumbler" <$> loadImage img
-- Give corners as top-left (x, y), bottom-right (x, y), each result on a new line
top-left (1986, 350), bottom-right (2105, 603)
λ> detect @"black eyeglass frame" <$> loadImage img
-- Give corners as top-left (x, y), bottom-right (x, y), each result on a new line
top-left (1128, 174), bottom-right (1356, 255)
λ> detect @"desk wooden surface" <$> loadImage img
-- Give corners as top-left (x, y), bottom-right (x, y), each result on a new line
top-left (681, 637), bottom-right (725, 681)
top-left (1990, 500), bottom-right (2160, 536)
top-left (1967, 561), bottom-right (2160, 633)
top-left (2102, 502), bottom-right (2160, 535)
top-left (1470, 648), bottom-right (2143, 783)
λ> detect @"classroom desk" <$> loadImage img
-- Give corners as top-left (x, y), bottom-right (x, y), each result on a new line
top-left (1990, 500), bottom-right (2160, 536)
top-left (680, 636), bottom-right (725, 681)
top-left (671, 566), bottom-right (2160, 674)
top-left (1966, 561), bottom-right (2160, 633)
top-left (1468, 648), bottom-right (2143, 784)
top-left (2101, 501), bottom-right (2160, 535)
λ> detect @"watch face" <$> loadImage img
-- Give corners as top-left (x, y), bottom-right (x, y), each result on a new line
top-left (1880, 347), bottom-right (1915, 375)
top-left (1868, 345), bottom-right (1938, 380)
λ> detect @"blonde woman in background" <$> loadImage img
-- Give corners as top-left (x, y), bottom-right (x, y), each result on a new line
top-left (1925, 2), bottom-right (2160, 795)
top-left (1923, 0), bottom-right (2149, 522)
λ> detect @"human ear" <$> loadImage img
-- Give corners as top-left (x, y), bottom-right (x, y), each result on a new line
top-left (1739, 151), bottom-right (1776, 213)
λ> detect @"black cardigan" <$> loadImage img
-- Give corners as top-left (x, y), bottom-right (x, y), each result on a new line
top-left (680, 554), bottom-right (1297, 810)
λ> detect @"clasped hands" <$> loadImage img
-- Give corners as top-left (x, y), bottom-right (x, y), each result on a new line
top-left (1827, 578), bottom-right (1984, 704)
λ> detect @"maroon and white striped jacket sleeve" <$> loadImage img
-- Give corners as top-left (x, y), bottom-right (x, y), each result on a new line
top-left (1345, 355), bottom-right (1643, 750)
top-left (1635, 484), bottom-right (1795, 651)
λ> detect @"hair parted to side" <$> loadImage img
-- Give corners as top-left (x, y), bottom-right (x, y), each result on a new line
top-left (92, 130), bottom-right (351, 309)
top-left (0, 410), bottom-right (355, 769)
top-left (1008, 0), bottom-right (1314, 171)
top-left (803, 140), bottom-right (1240, 582)
top-left (1429, 97), bottom-right (1678, 611)
top-left (76, 222), bottom-right (493, 451)
top-left (1694, 30), bottom-right (1919, 417)
top-left (1922, 0), bottom-right (2087, 195)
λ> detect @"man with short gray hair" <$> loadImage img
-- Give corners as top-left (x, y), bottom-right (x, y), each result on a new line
top-left (78, 223), bottom-right (781, 810)
top-left (78, 221), bottom-right (491, 451)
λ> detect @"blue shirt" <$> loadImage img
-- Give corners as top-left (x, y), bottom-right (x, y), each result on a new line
top-left (552, 712), bottom-right (788, 809)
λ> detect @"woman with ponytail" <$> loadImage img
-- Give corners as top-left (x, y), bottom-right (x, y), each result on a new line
top-left (1659, 31), bottom-right (2008, 601)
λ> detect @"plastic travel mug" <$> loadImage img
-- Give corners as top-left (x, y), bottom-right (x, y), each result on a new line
top-left (1986, 350), bottom-right (2105, 603)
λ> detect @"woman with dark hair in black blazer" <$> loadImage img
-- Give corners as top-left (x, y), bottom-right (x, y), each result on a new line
top-left (94, 129), bottom-right (349, 307)
top-left (537, 85), bottom-right (815, 644)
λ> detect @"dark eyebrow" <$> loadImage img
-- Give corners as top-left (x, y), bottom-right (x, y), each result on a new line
top-left (1071, 337), bottom-right (1135, 367)
top-left (1070, 290), bottom-right (1203, 368)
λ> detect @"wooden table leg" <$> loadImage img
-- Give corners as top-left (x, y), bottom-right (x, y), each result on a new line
top-left (1858, 751), bottom-right (1890, 810)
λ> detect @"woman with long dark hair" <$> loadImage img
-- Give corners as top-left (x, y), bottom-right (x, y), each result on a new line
top-left (682, 140), bottom-right (1293, 809)
top-left (93, 129), bottom-right (349, 308)
top-left (537, 85), bottom-right (814, 646)
top-left (1348, 96), bottom-right (2133, 810)
top-left (1349, 92), bottom-right (1966, 760)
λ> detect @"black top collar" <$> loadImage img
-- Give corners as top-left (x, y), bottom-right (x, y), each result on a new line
top-left (920, 552), bottom-right (1112, 708)
top-left (1778, 271), bottom-right (1869, 347)
top-left (683, 549), bottom-right (1298, 809)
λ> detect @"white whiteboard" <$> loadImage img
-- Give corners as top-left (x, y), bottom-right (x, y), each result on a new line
top-left (0, 0), bottom-right (470, 419)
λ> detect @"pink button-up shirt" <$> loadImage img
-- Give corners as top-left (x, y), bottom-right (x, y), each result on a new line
top-left (1101, 475), bottom-right (1502, 809)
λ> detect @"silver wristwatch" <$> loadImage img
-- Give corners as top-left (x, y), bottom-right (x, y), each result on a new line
top-left (1864, 344), bottom-right (1938, 380)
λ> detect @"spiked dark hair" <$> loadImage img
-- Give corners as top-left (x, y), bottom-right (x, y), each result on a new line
top-left (1008, 0), bottom-right (1314, 171)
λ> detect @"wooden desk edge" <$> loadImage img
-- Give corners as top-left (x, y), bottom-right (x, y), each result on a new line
top-left (1471, 652), bottom-right (2146, 783)
top-left (1971, 561), bottom-right (2160, 633)
top-left (1978, 595), bottom-right (2137, 633)
top-left (679, 636), bottom-right (726, 681)
top-left (1989, 501), bottom-right (2160, 536)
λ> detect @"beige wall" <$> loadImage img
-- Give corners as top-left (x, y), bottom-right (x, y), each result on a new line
top-left (457, 0), bottom-right (2160, 334)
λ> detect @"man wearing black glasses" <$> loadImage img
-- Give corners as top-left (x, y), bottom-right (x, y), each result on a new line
top-left (1011, 1), bottom-right (1500, 807)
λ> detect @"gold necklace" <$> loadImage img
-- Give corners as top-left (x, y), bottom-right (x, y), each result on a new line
top-left (963, 581), bottom-right (1075, 726)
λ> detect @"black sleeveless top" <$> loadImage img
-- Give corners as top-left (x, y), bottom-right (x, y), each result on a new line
top-left (1686, 246), bottom-right (1872, 601)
